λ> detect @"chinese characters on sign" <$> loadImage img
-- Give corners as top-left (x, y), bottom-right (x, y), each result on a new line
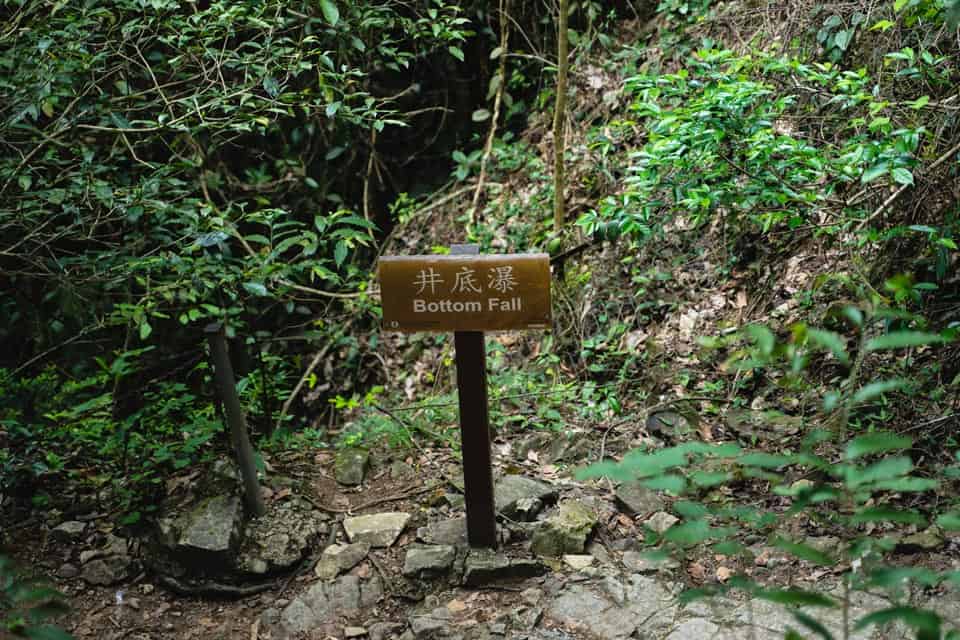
top-left (378, 254), bottom-right (551, 332)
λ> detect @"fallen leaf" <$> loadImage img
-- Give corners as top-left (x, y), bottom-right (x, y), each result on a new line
top-left (446, 599), bottom-right (467, 614)
top-left (716, 566), bottom-right (733, 582)
top-left (526, 450), bottom-right (539, 463)
top-left (687, 562), bottom-right (706, 583)
top-left (736, 290), bottom-right (748, 308)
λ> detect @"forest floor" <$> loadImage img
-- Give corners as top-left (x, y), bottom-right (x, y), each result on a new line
top-left (10, 406), bottom-right (960, 640)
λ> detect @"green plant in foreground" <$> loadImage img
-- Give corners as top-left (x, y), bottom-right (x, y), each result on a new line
top-left (0, 556), bottom-right (73, 639)
top-left (581, 314), bottom-right (958, 639)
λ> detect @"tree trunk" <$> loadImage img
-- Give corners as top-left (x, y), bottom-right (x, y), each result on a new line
top-left (553, 0), bottom-right (569, 234)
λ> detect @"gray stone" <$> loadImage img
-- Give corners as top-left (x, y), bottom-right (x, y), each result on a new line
top-left (545, 585), bottom-right (638, 640)
top-left (403, 544), bottom-right (456, 578)
top-left (343, 512), bottom-right (410, 548)
top-left (514, 497), bottom-right (544, 521)
top-left (175, 494), bottom-right (244, 557)
top-left (390, 460), bottom-right (417, 480)
top-left (369, 622), bottom-right (406, 640)
top-left (462, 551), bottom-right (547, 586)
top-left (51, 520), bottom-right (87, 543)
top-left (562, 555), bottom-right (593, 570)
top-left (336, 448), bottom-right (370, 486)
top-left (899, 527), bottom-right (945, 551)
top-left (57, 563), bottom-right (79, 579)
top-left (82, 555), bottom-right (130, 586)
top-left (665, 618), bottom-right (720, 639)
top-left (531, 501), bottom-right (597, 557)
top-left (273, 575), bottom-right (382, 637)
top-left (494, 476), bottom-right (557, 520)
top-left (316, 542), bottom-right (371, 580)
top-left (236, 500), bottom-right (325, 574)
top-left (410, 607), bottom-right (454, 638)
top-left (418, 518), bottom-right (468, 546)
top-left (344, 626), bottom-right (367, 638)
top-left (614, 483), bottom-right (664, 515)
top-left (586, 542), bottom-right (614, 566)
top-left (644, 511), bottom-right (679, 534)
top-left (622, 550), bottom-right (679, 572)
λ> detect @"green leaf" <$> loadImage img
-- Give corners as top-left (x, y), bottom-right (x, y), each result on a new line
top-left (19, 174), bottom-right (32, 190)
top-left (334, 241), bottom-right (348, 267)
top-left (936, 512), bottom-right (960, 531)
top-left (139, 322), bottom-right (152, 341)
top-left (845, 431), bottom-right (912, 459)
top-left (642, 474), bottom-right (687, 494)
top-left (909, 95), bottom-right (930, 109)
top-left (792, 611), bottom-right (836, 640)
top-left (851, 379), bottom-right (910, 404)
top-left (870, 19), bottom-right (895, 30)
top-left (772, 537), bottom-right (834, 566)
top-left (472, 109), bottom-right (491, 122)
top-left (861, 163), bottom-right (888, 183)
top-left (319, 0), bottom-right (339, 26)
top-left (242, 282), bottom-right (269, 297)
top-left (662, 519), bottom-right (711, 546)
top-left (807, 329), bottom-right (849, 363)
top-left (489, 46), bottom-right (503, 59)
top-left (891, 167), bottom-right (914, 186)
top-left (846, 455), bottom-right (913, 488)
top-left (746, 324), bottom-right (776, 356)
top-left (24, 626), bottom-right (76, 640)
top-left (738, 452), bottom-right (792, 468)
top-left (448, 46), bottom-right (465, 61)
top-left (850, 506), bottom-right (926, 525)
top-left (866, 331), bottom-right (946, 351)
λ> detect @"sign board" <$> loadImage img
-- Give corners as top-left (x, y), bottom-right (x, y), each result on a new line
top-left (378, 253), bottom-right (551, 332)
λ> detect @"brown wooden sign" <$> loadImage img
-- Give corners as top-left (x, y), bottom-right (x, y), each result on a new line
top-left (378, 253), bottom-right (551, 332)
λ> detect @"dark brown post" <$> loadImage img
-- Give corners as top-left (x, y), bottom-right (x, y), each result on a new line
top-left (451, 244), bottom-right (497, 548)
top-left (205, 323), bottom-right (266, 517)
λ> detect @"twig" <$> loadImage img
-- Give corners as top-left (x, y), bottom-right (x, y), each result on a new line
top-left (306, 483), bottom-right (442, 514)
top-left (468, 0), bottom-right (510, 228)
top-left (275, 343), bottom-right (332, 432)
top-left (856, 138), bottom-right (960, 230)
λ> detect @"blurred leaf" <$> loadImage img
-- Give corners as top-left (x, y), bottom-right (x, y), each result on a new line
top-left (319, 0), bottom-right (340, 26)
top-left (866, 332), bottom-right (947, 351)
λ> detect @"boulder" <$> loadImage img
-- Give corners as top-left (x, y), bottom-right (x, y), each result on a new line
top-left (614, 484), bottom-right (663, 516)
top-left (343, 512), bottom-right (411, 548)
top-left (494, 476), bottom-right (556, 521)
top-left (82, 555), bottom-right (131, 586)
top-left (171, 494), bottom-right (244, 559)
top-left (236, 499), bottom-right (326, 575)
top-left (316, 543), bottom-right (371, 580)
top-left (271, 575), bottom-right (382, 638)
top-left (51, 520), bottom-right (87, 543)
top-left (644, 511), bottom-right (679, 535)
top-left (531, 501), bottom-right (597, 557)
top-left (462, 551), bottom-right (546, 586)
top-left (403, 545), bottom-right (456, 578)
top-left (418, 518), bottom-right (468, 547)
top-left (336, 448), bottom-right (370, 486)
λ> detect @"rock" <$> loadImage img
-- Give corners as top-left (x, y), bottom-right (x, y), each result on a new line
top-left (82, 555), bottom-right (130, 586)
top-left (562, 555), bottom-right (594, 570)
top-left (531, 501), bottom-right (597, 557)
top-left (390, 461), bottom-right (416, 480)
top-left (369, 622), bottom-right (405, 640)
top-left (344, 626), bottom-right (367, 638)
top-left (494, 476), bottom-right (557, 521)
top-left (418, 518), bottom-right (468, 546)
top-left (403, 545), bottom-right (456, 578)
top-left (645, 411), bottom-right (695, 440)
top-left (316, 542), bottom-right (371, 580)
top-left (271, 575), bottom-right (382, 637)
top-left (51, 521), bottom-right (87, 543)
top-left (665, 618), bottom-right (720, 639)
top-left (172, 494), bottom-right (244, 558)
top-left (336, 448), bottom-right (370, 486)
top-left (899, 527), bottom-right (945, 552)
top-left (343, 512), bottom-right (411, 548)
top-left (514, 497), bottom-right (544, 521)
top-left (57, 563), bottom-right (79, 579)
top-left (586, 542), bottom-right (614, 566)
top-left (622, 550), bottom-right (678, 573)
top-left (462, 551), bottom-right (546, 586)
top-left (804, 535), bottom-right (842, 557)
top-left (545, 577), bottom-right (677, 640)
top-left (644, 511), bottom-right (679, 535)
top-left (410, 606), bottom-right (454, 638)
top-left (236, 499), bottom-right (325, 574)
top-left (545, 585), bottom-right (638, 640)
top-left (614, 484), bottom-right (663, 516)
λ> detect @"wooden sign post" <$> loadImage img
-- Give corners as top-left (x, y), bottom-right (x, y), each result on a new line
top-left (379, 246), bottom-right (551, 548)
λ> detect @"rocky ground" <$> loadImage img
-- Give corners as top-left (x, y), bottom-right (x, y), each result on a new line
top-left (10, 423), bottom-right (960, 640)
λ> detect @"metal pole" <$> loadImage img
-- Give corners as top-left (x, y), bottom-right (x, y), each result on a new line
top-left (451, 244), bottom-right (497, 548)
top-left (205, 323), bottom-right (266, 517)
